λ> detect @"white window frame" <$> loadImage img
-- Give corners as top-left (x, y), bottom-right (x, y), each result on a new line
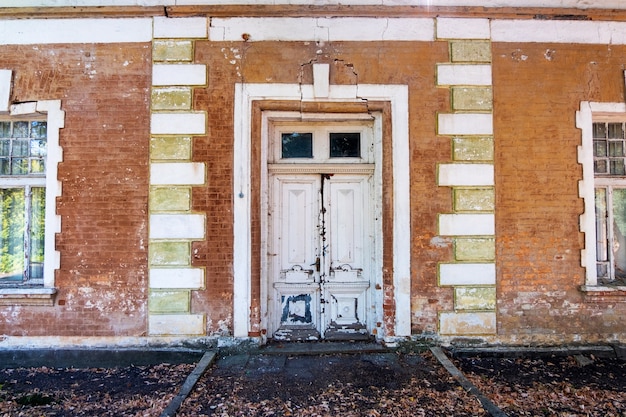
top-left (0, 100), bottom-right (63, 303)
top-left (577, 101), bottom-right (626, 289)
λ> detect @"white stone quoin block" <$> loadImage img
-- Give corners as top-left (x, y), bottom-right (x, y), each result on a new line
top-left (439, 213), bottom-right (495, 236)
top-left (149, 268), bottom-right (205, 289)
top-left (150, 214), bottom-right (205, 239)
top-left (438, 113), bottom-right (493, 135)
top-left (438, 164), bottom-right (494, 186)
top-left (437, 18), bottom-right (490, 40)
top-left (439, 311), bottom-right (496, 335)
top-left (151, 113), bottom-right (206, 135)
top-left (439, 263), bottom-right (496, 285)
top-left (152, 64), bottom-right (207, 86)
top-left (153, 17), bottom-right (208, 39)
top-left (437, 64), bottom-right (492, 86)
top-left (150, 162), bottom-right (205, 185)
top-left (149, 314), bottom-right (205, 336)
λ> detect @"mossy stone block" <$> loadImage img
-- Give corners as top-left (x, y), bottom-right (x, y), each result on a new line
top-left (153, 40), bottom-right (194, 62)
top-left (149, 290), bottom-right (191, 313)
top-left (150, 136), bottom-right (192, 160)
top-left (455, 238), bottom-right (495, 261)
top-left (453, 137), bottom-right (494, 161)
top-left (151, 87), bottom-right (192, 111)
top-left (454, 188), bottom-right (495, 211)
top-left (452, 87), bottom-right (492, 111)
top-left (450, 40), bottom-right (491, 63)
top-left (454, 287), bottom-right (496, 310)
top-left (150, 187), bottom-right (191, 212)
top-left (150, 241), bottom-right (190, 266)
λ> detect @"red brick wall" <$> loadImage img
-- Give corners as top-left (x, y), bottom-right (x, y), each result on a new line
top-left (190, 40), bottom-right (452, 335)
top-left (493, 43), bottom-right (626, 340)
top-left (0, 43), bottom-right (151, 336)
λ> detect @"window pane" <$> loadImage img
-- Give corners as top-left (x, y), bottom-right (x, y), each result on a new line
top-left (30, 139), bottom-right (47, 157)
top-left (0, 159), bottom-right (9, 175)
top-left (595, 188), bottom-right (608, 262)
top-left (594, 140), bottom-right (607, 157)
top-left (30, 159), bottom-right (45, 174)
top-left (609, 141), bottom-right (624, 157)
top-left (330, 132), bottom-right (361, 158)
top-left (595, 160), bottom-right (607, 174)
top-left (30, 121), bottom-right (47, 139)
top-left (593, 122), bottom-right (607, 138)
top-left (12, 121), bottom-right (28, 138)
top-left (29, 187), bottom-right (45, 279)
top-left (11, 158), bottom-right (28, 175)
top-left (282, 133), bottom-right (313, 158)
top-left (0, 188), bottom-right (25, 282)
top-left (0, 123), bottom-right (10, 138)
top-left (610, 159), bottom-right (626, 175)
top-left (13, 139), bottom-right (29, 157)
top-left (612, 188), bottom-right (626, 279)
top-left (608, 123), bottom-right (624, 139)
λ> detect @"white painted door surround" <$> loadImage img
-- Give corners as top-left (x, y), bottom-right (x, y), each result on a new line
top-left (232, 76), bottom-right (411, 342)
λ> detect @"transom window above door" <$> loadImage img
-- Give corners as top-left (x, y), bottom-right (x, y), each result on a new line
top-left (270, 121), bottom-right (374, 164)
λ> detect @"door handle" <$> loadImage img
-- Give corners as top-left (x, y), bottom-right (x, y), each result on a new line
top-left (311, 257), bottom-right (320, 272)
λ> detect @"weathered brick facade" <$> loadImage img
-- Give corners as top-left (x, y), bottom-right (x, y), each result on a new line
top-left (0, 3), bottom-right (624, 347)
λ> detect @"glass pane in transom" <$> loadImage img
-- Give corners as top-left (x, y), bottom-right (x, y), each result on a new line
top-left (330, 132), bottom-right (361, 158)
top-left (282, 133), bottom-right (313, 159)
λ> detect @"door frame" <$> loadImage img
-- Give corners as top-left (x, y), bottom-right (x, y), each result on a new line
top-left (262, 114), bottom-right (381, 339)
top-left (233, 82), bottom-right (411, 342)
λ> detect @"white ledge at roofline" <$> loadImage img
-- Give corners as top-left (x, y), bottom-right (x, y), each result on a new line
top-left (2, 0), bottom-right (626, 10)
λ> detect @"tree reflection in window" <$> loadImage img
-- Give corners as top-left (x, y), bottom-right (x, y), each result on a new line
top-left (0, 120), bottom-right (47, 284)
top-left (282, 133), bottom-right (313, 159)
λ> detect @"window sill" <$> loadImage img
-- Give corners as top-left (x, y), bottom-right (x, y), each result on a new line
top-left (0, 287), bottom-right (57, 306)
top-left (580, 285), bottom-right (626, 301)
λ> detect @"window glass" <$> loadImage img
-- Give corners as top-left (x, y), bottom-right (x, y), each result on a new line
top-left (329, 132), bottom-right (360, 158)
top-left (612, 188), bottom-right (626, 280)
top-left (593, 122), bottom-right (626, 176)
top-left (0, 120), bottom-right (47, 285)
top-left (29, 187), bottom-right (45, 279)
top-left (282, 133), bottom-right (313, 159)
top-left (0, 188), bottom-right (26, 282)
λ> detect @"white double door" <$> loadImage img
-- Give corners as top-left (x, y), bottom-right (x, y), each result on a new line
top-left (269, 172), bottom-right (373, 340)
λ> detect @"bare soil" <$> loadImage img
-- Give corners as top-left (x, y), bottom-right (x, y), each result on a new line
top-left (0, 363), bottom-right (195, 416)
top-left (0, 349), bottom-right (624, 417)
top-left (453, 354), bottom-right (626, 417)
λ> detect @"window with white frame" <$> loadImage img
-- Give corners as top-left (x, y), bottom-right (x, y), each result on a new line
top-left (0, 119), bottom-right (47, 286)
top-left (592, 120), bottom-right (626, 286)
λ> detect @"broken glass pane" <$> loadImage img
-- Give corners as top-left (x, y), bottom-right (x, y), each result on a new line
top-left (282, 133), bottom-right (313, 159)
top-left (330, 132), bottom-right (360, 158)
